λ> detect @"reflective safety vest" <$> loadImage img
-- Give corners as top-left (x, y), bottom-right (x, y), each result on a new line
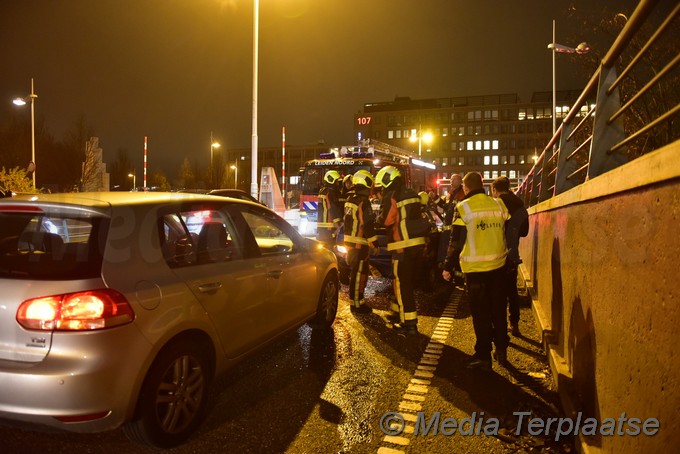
top-left (456, 193), bottom-right (509, 273)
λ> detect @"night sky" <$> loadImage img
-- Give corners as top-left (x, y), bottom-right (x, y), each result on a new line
top-left (0, 0), bottom-right (639, 177)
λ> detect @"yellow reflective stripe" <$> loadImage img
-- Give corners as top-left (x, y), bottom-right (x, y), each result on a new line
top-left (460, 252), bottom-right (507, 263)
top-left (442, 225), bottom-right (452, 231)
top-left (453, 218), bottom-right (465, 226)
top-left (404, 311), bottom-right (418, 321)
top-left (344, 236), bottom-right (369, 245)
top-left (387, 236), bottom-right (426, 250)
top-left (366, 235), bottom-right (379, 243)
top-left (396, 197), bottom-right (420, 208)
top-left (317, 222), bottom-right (335, 228)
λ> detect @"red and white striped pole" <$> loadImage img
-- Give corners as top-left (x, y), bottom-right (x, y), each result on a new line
top-left (281, 126), bottom-right (286, 208)
top-left (143, 136), bottom-right (148, 191)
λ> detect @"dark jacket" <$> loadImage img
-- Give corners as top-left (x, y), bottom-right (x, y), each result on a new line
top-left (498, 192), bottom-right (528, 265)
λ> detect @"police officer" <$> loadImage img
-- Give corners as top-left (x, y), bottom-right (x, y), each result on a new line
top-left (343, 170), bottom-right (378, 314)
top-left (317, 170), bottom-right (343, 250)
top-left (442, 172), bottom-right (510, 369)
top-left (376, 166), bottom-right (428, 335)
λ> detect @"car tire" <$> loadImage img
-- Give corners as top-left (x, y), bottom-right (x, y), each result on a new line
top-left (338, 266), bottom-right (350, 285)
top-left (309, 272), bottom-right (338, 330)
top-left (123, 340), bottom-right (212, 448)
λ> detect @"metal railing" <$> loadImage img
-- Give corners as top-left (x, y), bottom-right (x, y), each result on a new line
top-left (517, 0), bottom-right (679, 207)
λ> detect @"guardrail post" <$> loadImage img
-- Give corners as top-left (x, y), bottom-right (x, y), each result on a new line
top-left (554, 122), bottom-right (578, 195)
top-left (588, 65), bottom-right (628, 179)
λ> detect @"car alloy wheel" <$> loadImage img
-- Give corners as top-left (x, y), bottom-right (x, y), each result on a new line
top-left (124, 340), bottom-right (211, 448)
top-left (310, 273), bottom-right (338, 329)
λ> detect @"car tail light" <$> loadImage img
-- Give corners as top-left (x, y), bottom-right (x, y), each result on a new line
top-left (17, 289), bottom-right (135, 331)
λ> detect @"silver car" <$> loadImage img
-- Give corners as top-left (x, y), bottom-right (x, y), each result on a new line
top-left (0, 192), bottom-right (338, 448)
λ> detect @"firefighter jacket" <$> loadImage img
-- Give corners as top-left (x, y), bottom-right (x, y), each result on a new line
top-left (450, 188), bottom-right (509, 273)
top-left (318, 185), bottom-right (343, 229)
top-left (343, 187), bottom-right (378, 247)
top-left (379, 185), bottom-right (428, 253)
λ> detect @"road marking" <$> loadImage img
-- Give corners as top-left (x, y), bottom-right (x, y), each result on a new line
top-left (379, 297), bottom-right (455, 452)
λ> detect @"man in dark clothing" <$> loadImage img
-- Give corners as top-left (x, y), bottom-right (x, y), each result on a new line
top-left (442, 172), bottom-right (509, 370)
top-left (491, 176), bottom-right (529, 337)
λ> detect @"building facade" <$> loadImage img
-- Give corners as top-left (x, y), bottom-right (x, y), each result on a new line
top-left (353, 91), bottom-right (583, 185)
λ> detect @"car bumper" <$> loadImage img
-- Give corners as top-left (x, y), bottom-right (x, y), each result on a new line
top-left (0, 324), bottom-right (152, 433)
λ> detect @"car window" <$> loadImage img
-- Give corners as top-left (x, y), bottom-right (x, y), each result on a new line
top-left (0, 212), bottom-right (106, 280)
top-left (160, 208), bottom-right (242, 267)
top-left (238, 209), bottom-right (295, 255)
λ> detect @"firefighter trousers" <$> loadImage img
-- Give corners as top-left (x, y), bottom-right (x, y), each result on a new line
top-left (347, 246), bottom-right (369, 307)
top-left (390, 246), bottom-right (423, 326)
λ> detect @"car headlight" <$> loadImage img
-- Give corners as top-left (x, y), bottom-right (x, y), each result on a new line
top-left (335, 244), bottom-right (348, 255)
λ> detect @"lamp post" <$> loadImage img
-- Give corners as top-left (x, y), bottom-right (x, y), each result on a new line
top-left (251, 0), bottom-right (260, 202)
top-left (409, 131), bottom-right (433, 157)
top-left (210, 132), bottom-right (220, 188)
top-left (230, 164), bottom-right (238, 189)
top-left (548, 20), bottom-right (590, 136)
top-left (12, 78), bottom-right (38, 189)
top-left (128, 172), bottom-right (136, 191)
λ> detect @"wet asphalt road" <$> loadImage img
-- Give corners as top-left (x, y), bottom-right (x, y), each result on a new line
top-left (1, 277), bottom-right (574, 454)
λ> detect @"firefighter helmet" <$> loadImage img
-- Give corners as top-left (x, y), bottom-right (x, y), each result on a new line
top-left (323, 170), bottom-right (341, 185)
top-left (375, 166), bottom-right (401, 188)
top-left (418, 191), bottom-right (429, 205)
top-left (352, 170), bottom-right (374, 189)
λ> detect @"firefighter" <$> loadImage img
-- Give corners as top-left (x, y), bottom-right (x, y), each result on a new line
top-left (375, 165), bottom-right (428, 335)
top-left (343, 170), bottom-right (379, 314)
top-left (442, 172), bottom-right (510, 370)
top-left (317, 170), bottom-right (343, 250)
top-left (339, 173), bottom-right (354, 205)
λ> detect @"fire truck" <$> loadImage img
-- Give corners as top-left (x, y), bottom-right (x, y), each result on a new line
top-left (297, 139), bottom-right (437, 237)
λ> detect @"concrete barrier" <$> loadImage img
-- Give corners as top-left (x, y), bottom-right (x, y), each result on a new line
top-left (518, 140), bottom-right (680, 453)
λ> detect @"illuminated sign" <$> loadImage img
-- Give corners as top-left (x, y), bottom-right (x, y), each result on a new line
top-left (357, 116), bottom-right (372, 125)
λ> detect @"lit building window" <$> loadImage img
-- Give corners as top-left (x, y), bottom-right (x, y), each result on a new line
top-left (484, 156), bottom-right (490, 165)
top-left (492, 140), bottom-right (499, 150)
top-left (509, 170), bottom-right (516, 178)
top-left (492, 170), bottom-right (499, 178)
top-left (492, 155), bottom-right (499, 165)
top-left (388, 130), bottom-right (394, 139)
top-left (484, 171), bottom-right (490, 179)
top-left (396, 130), bottom-right (402, 139)
top-left (483, 140), bottom-right (490, 150)
top-left (518, 108), bottom-right (526, 121)
top-left (475, 141), bottom-right (482, 150)
top-left (467, 141), bottom-right (473, 151)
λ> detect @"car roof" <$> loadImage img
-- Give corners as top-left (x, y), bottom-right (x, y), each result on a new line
top-left (0, 191), bottom-right (243, 208)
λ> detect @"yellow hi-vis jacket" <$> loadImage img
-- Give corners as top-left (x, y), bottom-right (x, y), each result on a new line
top-left (455, 192), bottom-right (509, 273)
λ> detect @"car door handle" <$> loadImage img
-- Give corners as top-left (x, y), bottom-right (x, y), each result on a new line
top-left (267, 270), bottom-right (283, 279)
top-left (197, 282), bottom-right (223, 293)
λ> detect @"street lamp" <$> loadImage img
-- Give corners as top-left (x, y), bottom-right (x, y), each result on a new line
top-left (409, 131), bottom-right (433, 156)
top-left (210, 132), bottom-right (221, 188)
top-left (128, 172), bottom-right (136, 191)
top-left (230, 164), bottom-right (238, 189)
top-left (251, 0), bottom-right (260, 201)
top-left (548, 20), bottom-right (590, 136)
top-left (12, 78), bottom-right (38, 189)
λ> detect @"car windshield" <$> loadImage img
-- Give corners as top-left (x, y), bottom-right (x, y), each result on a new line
top-left (0, 212), bottom-right (107, 280)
